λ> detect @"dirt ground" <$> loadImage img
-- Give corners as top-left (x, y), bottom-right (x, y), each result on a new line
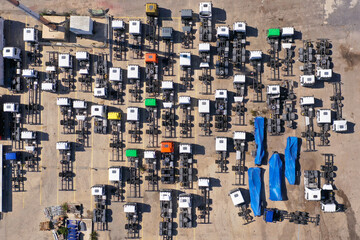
top-left (0, 0), bottom-right (360, 240)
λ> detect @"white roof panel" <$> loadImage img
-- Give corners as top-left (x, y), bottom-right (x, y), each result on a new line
top-left (46, 66), bottom-right (56, 72)
top-left (179, 96), bottom-right (191, 105)
top-left (282, 27), bottom-right (294, 37)
top-left (180, 52), bottom-right (191, 66)
top-left (199, 2), bottom-right (212, 17)
top-left (179, 144), bottom-right (192, 154)
top-left (91, 105), bottom-right (106, 118)
top-left (282, 43), bottom-right (292, 49)
top-left (233, 131), bottom-right (246, 140)
top-left (109, 67), bottom-right (122, 81)
top-left (162, 81), bottom-right (173, 89)
top-left (21, 131), bottom-right (36, 140)
top-left (316, 109), bottom-right (332, 124)
top-left (79, 69), bottom-right (89, 75)
top-left (127, 107), bottom-right (139, 121)
top-left (109, 167), bottom-right (121, 181)
top-left (198, 178), bottom-right (210, 187)
top-left (112, 20), bottom-right (125, 29)
top-left (230, 189), bottom-right (245, 206)
top-left (94, 87), bottom-right (107, 97)
top-left (127, 65), bottom-right (140, 79)
top-left (267, 85), bottom-right (280, 95)
top-left (76, 51), bottom-right (89, 60)
top-left (57, 97), bottom-right (71, 106)
top-left (300, 96), bottom-right (315, 106)
top-left (56, 142), bottom-right (70, 150)
top-left (305, 188), bottom-right (321, 201)
top-left (199, 43), bottom-right (210, 52)
top-left (91, 186), bottom-right (104, 196)
top-left (300, 75), bottom-right (315, 86)
top-left (124, 204), bottom-right (136, 213)
top-left (41, 82), bottom-right (56, 91)
top-left (233, 74), bottom-right (246, 84)
top-left (73, 100), bottom-right (87, 109)
top-left (3, 103), bottom-right (18, 112)
top-left (2, 47), bottom-right (20, 59)
top-left (249, 51), bottom-right (262, 60)
top-left (316, 68), bottom-right (332, 80)
top-left (58, 54), bottom-right (72, 68)
top-left (22, 69), bottom-right (37, 78)
top-left (179, 195), bottom-right (192, 208)
top-left (233, 22), bottom-right (246, 33)
top-left (234, 96), bottom-right (244, 103)
top-left (216, 137), bottom-right (227, 152)
top-left (160, 191), bottom-right (172, 201)
top-left (129, 20), bottom-right (141, 35)
top-left (198, 99), bottom-right (210, 114)
top-left (76, 115), bottom-right (86, 121)
top-left (216, 26), bottom-right (230, 38)
top-left (236, 150), bottom-right (242, 160)
top-left (144, 150), bottom-right (156, 159)
top-left (23, 28), bottom-right (36, 42)
top-left (333, 120), bottom-right (347, 132)
top-left (163, 102), bottom-right (173, 108)
top-left (25, 146), bottom-right (35, 152)
top-left (215, 89), bottom-right (228, 99)
top-left (322, 184), bottom-right (334, 190)
top-left (200, 62), bottom-right (210, 68)
top-left (321, 202), bottom-right (337, 212)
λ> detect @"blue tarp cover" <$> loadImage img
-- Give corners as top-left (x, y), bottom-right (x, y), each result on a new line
top-left (5, 152), bottom-right (17, 160)
top-left (248, 167), bottom-right (262, 216)
top-left (254, 117), bottom-right (265, 165)
top-left (265, 210), bottom-right (274, 222)
top-left (269, 153), bottom-right (283, 201)
top-left (285, 137), bottom-right (298, 185)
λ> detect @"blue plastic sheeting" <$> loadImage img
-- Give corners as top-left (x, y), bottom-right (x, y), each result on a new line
top-left (285, 137), bottom-right (298, 185)
top-left (5, 152), bottom-right (17, 160)
top-left (248, 167), bottom-right (262, 216)
top-left (254, 117), bottom-right (265, 165)
top-left (265, 210), bottom-right (274, 222)
top-left (269, 153), bottom-right (283, 201)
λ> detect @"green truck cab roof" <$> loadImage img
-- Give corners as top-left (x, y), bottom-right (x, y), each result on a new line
top-left (145, 98), bottom-right (157, 107)
top-left (126, 149), bottom-right (138, 157)
top-left (268, 28), bottom-right (280, 38)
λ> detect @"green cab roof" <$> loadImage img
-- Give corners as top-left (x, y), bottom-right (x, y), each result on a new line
top-left (268, 28), bottom-right (280, 38)
top-left (145, 98), bottom-right (157, 107)
top-left (126, 149), bottom-right (138, 157)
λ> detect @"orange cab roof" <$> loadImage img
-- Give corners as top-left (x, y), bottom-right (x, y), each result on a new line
top-left (161, 141), bottom-right (174, 153)
top-left (145, 53), bottom-right (158, 63)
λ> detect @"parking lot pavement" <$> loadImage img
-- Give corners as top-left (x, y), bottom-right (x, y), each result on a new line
top-left (1, 0), bottom-right (360, 239)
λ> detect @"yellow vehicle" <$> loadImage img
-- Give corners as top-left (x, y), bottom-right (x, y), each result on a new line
top-left (146, 3), bottom-right (159, 17)
top-left (107, 112), bottom-right (121, 120)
